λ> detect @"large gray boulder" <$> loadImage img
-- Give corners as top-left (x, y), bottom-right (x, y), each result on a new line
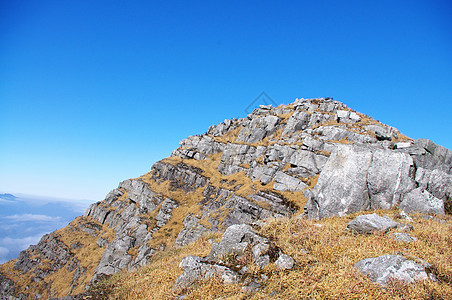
top-left (346, 213), bottom-right (399, 234)
top-left (304, 144), bottom-right (373, 219)
top-left (305, 144), bottom-right (416, 219)
top-left (354, 255), bottom-right (432, 286)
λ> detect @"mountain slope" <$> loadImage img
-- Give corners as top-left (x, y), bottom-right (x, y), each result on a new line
top-left (1, 97), bottom-right (451, 299)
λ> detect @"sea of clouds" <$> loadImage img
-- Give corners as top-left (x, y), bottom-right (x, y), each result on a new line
top-left (0, 194), bottom-right (94, 264)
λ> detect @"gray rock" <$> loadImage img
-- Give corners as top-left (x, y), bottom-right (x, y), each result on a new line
top-left (248, 191), bottom-right (297, 216)
top-left (346, 213), bottom-right (399, 234)
top-left (208, 224), bottom-right (267, 259)
top-left (252, 243), bottom-right (269, 259)
top-left (175, 215), bottom-right (207, 246)
top-left (174, 256), bottom-right (239, 288)
top-left (129, 245), bottom-right (155, 269)
top-left (415, 168), bottom-right (451, 207)
top-left (349, 112), bottom-right (361, 122)
top-left (236, 115), bottom-right (280, 143)
top-left (222, 195), bottom-right (278, 227)
top-left (399, 188), bottom-right (444, 215)
top-left (402, 139), bottom-right (452, 173)
top-left (313, 126), bottom-right (377, 144)
top-left (119, 179), bottom-right (160, 213)
top-left (367, 148), bottom-right (416, 210)
top-left (281, 111), bottom-right (311, 136)
top-left (155, 198), bottom-right (178, 227)
top-left (218, 143), bottom-right (256, 175)
top-left (242, 281), bottom-right (261, 293)
top-left (173, 135), bottom-right (225, 159)
top-left (305, 144), bottom-right (373, 219)
top-left (152, 161), bottom-right (208, 192)
top-left (336, 110), bottom-right (350, 119)
top-left (273, 171), bottom-right (308, 192)
top-left (354, 255), bottom-right (431, 285)
top-left (364, 125), bottom-right (398, 141)
top-left (0, 273), bottom-right (23, 300)
top-left (305, 144), bottom-right (416, 219)
top-left (250, 163), bottom-right (280, 185)
top-left (391, 233), bottom-right (417, 243)
top-left (274, 254), bottom-right (295, 270)
top-left (289, 150), bottom-right (327, 174)
top-left (301, 136), bottom-right (324, 152)
top-left (396, 142), bottom-right (412, 149)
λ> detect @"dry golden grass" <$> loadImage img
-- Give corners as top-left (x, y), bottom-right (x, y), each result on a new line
top-left (104, 210), bottom-right (451, 300)
top-left (103, 234), bottom-right (218, 299)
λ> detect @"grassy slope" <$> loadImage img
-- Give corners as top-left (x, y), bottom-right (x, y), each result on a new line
top-left (100, 211), bottom-right (452, 300)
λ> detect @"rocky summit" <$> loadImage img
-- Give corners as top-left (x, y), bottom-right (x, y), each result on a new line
top-left (1, 98), bottom-right (451, 299)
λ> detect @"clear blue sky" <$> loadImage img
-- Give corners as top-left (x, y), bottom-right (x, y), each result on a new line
top-left (1, 0), bottom-right (451, 201)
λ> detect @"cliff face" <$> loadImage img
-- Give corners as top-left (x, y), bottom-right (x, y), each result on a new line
top-left (1, 98), bottom-right (451, 299)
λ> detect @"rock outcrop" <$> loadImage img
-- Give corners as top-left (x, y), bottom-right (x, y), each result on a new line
top-left (1, 97), bottom-right (450, 299)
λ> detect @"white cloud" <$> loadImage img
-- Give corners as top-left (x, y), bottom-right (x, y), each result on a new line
top-left (0, 246), bottom-right (9, 264)
top-left (1, 233), bottom-right (47, 250)
top-left (3, 214), bottom-right (61, 222)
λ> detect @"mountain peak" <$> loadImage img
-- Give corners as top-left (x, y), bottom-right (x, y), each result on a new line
top-left (1, 97), bottom-right (451, 299)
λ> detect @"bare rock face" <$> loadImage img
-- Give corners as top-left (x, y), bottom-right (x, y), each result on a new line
top-left (354, 255), bottom-right (433, 286)
top-left (304, 140), bottom-right (451, 219)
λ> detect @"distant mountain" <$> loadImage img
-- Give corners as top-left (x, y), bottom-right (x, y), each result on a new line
top-left (1, 98), bottom-right (451, 299)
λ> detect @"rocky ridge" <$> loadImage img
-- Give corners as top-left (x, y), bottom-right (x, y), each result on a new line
top-left (1, 97), bottom-right (451, 299)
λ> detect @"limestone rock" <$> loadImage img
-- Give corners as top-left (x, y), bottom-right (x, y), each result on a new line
top-left (208, 224), bottom-right (267, 259)
top-left (391, 233), bottom-right (417, 243)
top-left (274, 254), bottom-right (295, 270)
top-left (354, 255), bottom-right (432, 285)
top-left (175, 215), bottom-right (207, 247)
top-left (399, 188), bottom-right (444, 215)
top-left (305, 144), bottom-right (416, 219)
top-left (236, 115), bottom-right (280, 143)
top-left (273, 171), bottom-right (308, 192)
top-left (281, 111), bottom-right (311, 136)
top-left (346, 213), bottom-right (399, 234)
top-left (174, 256), bottom-right (239, 288)
top-left (248, 191), bottom-right (297, 216)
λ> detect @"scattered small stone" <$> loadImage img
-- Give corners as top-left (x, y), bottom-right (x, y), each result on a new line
top-left (242, 281), bottom-right (261, 293)
top-left (391, 232), bottom-right (418, 243)
top-left (346, 213), bottom-right (399, 234)
top-left (274, 254), bottom-right (295, 270)
top-left (397, 210), bottom-right (413, 222)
